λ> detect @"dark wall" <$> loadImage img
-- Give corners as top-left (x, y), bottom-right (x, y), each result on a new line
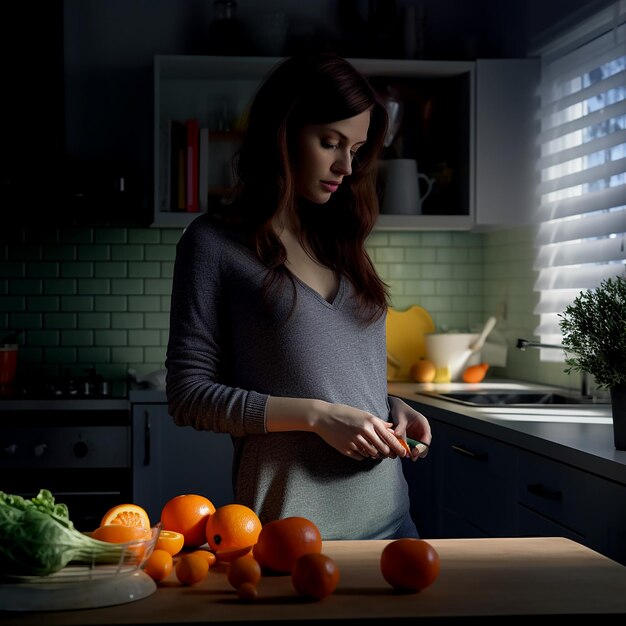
top-left (1, 1), bottom-right (65, 220)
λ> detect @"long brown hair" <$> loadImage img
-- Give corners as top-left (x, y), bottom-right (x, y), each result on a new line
top-left (224, 53), bottom-right (389, 321)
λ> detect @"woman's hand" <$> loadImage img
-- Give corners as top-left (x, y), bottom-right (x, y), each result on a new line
top-left (313, 401), bottom-right (410, 461)
top-left (389, 395), bottom-right (432, 461)
top-left (266, 396), bottom-right (409, 460)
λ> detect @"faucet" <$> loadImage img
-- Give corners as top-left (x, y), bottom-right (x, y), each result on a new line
top-left (516, 338), bottom-right (591, 399)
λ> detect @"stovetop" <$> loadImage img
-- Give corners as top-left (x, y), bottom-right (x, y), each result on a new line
top-left (0, 368), bottom-right (128, 404)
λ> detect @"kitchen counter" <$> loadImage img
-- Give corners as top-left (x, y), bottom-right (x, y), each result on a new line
top-left (389, 381), bottom-right (626, 485)
top-left (129, 382), bottom-right (626, 483)
top-left (128, 389), bottom-right (166, 404)
top-left (1, 537), bottom-right (626, 624)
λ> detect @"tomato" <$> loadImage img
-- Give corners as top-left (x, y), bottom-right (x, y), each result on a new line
top-left (291, 553), bottom-right (340, 600)
top-left (380, 539), bottom-right (440, 592)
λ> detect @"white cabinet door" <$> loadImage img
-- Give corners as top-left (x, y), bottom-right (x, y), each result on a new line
top-left (475, 58), bottom-right (540, 228)
top-left (132, 403), bottom-right (234, 523)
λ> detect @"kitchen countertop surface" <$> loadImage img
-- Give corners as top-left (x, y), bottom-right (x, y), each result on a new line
top-left (389, 381), bottom-right (626, 484)
top-left (5, 381), bottom-right (620, 484)
top-left (1, 537), bottom-right (626, 624)
top-left (129, 380), bottom-right (625, 483)
top-left (129, 389), bottom-right (166, 403)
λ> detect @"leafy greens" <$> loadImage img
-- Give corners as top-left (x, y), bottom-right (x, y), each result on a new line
top-left (0, 489), bottom-right (128, 576)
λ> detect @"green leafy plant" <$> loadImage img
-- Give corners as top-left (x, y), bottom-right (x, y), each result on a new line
top-left (0, 489), bottom-right (129, 576)
top-left (558, 274), bottom-right (626, 389)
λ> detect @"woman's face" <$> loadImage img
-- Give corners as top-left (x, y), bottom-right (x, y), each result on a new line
top-left (294, 110), bottom-right (370, 204)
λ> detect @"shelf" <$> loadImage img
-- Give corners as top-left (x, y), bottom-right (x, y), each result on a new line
top-left (153, 55), bottom-right (476, 230)
top-left (151, 211), bottom-right (475, 231)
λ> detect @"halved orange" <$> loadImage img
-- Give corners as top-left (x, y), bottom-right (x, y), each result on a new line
top-left (92, 524), bottom-right (152, 544)
top-left (91, 524), bottom-right (152, 561)
top-left (100, 503), bottom-right (151, 529)
top-left (155, 530), bottom-right (185, 556)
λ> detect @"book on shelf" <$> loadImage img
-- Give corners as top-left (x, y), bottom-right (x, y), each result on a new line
top-left (186, 119), bottom-right (200, 212)
top-left (199, 127), bottom-right (210, 213)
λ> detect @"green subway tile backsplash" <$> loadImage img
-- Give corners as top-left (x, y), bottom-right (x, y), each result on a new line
top-left (61, 330), bottom-right (94, 346)
top-left (78, 244), bottom-right (110, 261)
top-left (95, 261), bottom-right (128, 278)
top-left (0, 224), bottom-right (577, 390)
top-left (94, 228), bottom-right (127, 244)
top-left (128, 329), bottom-right (161, 346)
top-left (94, 296), bottom-right (127, 312)
top-left (112, 312), bottom-right (144, 329)
top-left (78, 312), bottom-right (111, 329)
top-left (61, 296), bottom-right (93, 312)
top-left (44, 279), bottom-right (77, 295)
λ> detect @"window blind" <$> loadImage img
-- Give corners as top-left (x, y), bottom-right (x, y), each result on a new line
top-left (533, 0), bottom-right (626, 362)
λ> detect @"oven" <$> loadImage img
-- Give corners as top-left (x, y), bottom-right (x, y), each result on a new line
top-left (0, 397), bottom-right (131, 532)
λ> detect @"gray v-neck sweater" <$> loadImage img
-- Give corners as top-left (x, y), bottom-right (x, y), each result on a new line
top-left (166, 215), bottom-right (411, 539)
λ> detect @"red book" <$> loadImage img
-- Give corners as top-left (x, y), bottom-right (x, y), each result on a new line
top-left (185, 119), bottom-right (199, 212)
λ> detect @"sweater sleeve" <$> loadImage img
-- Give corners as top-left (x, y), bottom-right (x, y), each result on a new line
top-left (165, 218), bottom-right (268, 436)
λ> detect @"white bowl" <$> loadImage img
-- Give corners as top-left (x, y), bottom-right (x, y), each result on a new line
top-left (425, 333), bottom-right (481, 381)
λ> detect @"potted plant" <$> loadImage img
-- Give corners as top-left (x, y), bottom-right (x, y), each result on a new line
top-left (558, 274), bottom-right (626, 449)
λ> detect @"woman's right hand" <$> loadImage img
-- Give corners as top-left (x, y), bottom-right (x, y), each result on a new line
top-left (266, 396), bottom-right (408, 460)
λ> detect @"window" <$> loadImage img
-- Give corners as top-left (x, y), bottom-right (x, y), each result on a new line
top-left (533, 0), bottom-right (626, 361)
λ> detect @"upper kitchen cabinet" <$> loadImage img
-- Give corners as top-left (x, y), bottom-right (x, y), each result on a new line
top-left (153, 55), bottom-right (475, 229)
top-left (474, 58), bottom-right (540, 230)
top-left (153, 55), bottom-right (538, 230)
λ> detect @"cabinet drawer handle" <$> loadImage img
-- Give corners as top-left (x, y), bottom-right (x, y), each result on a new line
top-left (143, 411), bottom-right (151, 466)
top-left (451, 444), bottom-right (488, 461)
top-left (527, 482), bottom-right (562, 501)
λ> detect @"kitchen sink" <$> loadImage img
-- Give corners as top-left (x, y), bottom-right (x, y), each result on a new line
top-left (414, 388), bottom-right (611, 408)
top-left (425, 391), bottom-right (584, 406)
top-left (404, 382), bottom-right (613, 423)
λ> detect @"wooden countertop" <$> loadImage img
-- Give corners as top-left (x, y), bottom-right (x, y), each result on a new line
top-left (2, 537), bottom-right (626, 624)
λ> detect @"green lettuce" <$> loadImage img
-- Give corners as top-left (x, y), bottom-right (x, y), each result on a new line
top-left (0, 489), bottom-right (127, 576)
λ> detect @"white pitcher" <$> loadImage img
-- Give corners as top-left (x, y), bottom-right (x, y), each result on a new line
top-left (379, 159), bottom-right (434, 215)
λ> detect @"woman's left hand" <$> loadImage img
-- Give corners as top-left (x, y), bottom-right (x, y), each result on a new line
top-left (389, 396), bottom-right (432, 461)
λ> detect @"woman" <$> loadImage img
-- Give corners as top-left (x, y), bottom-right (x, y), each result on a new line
top-left (166, 53), bottom-right (432, 540)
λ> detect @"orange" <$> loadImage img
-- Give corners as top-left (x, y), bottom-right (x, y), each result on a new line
top-left (175, 552), bottom-right (210, 585)
top-left (190, 549), bottom-right (217, 567)
top-left (155, 530), bottom-right (185, 556)
top-left (143, 549), bottom-right (173, 582)
top-left (205, 504), bottom-right (262, 560)
top-left (160, 494), bottom-right (216, 548)
top-left (91, 524), bottom-right (152, 561)
top-left (409, 358), bottom-right (436, 383)
top-left (91, 524), bottom-right (152, 544)
top-left (100, 503), bottom-right (150, 529)
top-left (462, 362), bottom-right (490, 383)
top-left (291, 552), bottom-right (340, 600)
top-left (237, 582), bottom-right (258, 601)
top-left (380, 538), bottom-right (440, 592)
top-left (253, 516), bottom-right (322, 574)
top-left (227, 555), bottom-right (262, 589)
